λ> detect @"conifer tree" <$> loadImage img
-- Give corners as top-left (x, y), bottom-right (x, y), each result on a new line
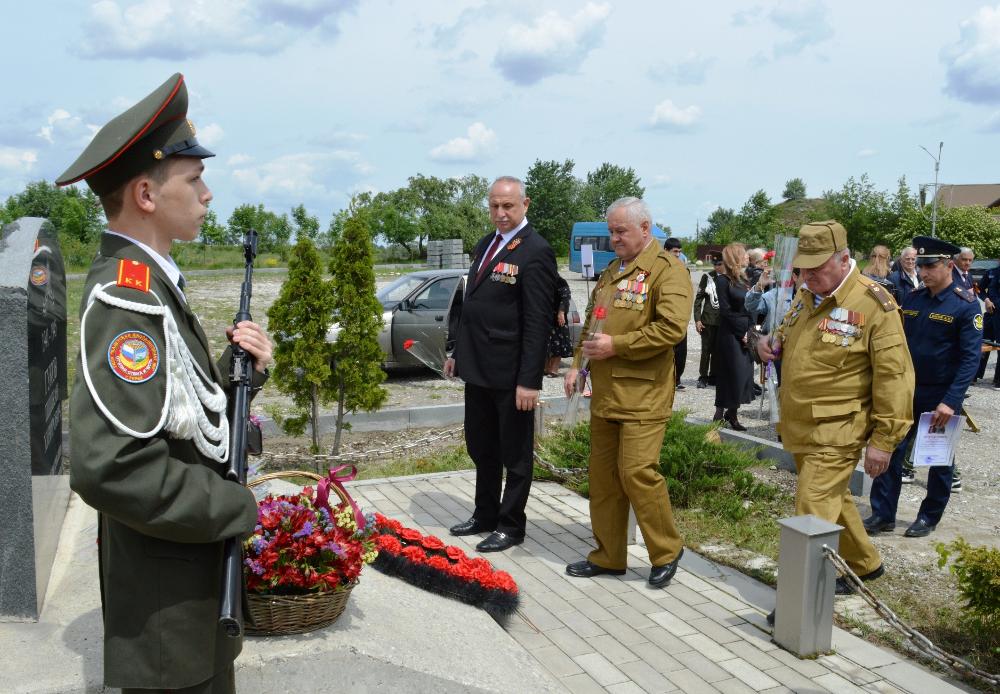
top-left (328, 200), bottom-right (387, 453)
top-left (266, 236), bottom-right (335, 452)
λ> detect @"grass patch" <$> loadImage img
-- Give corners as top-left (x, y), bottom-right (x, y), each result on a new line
top-left (355, 444), bottom-right (474, 480)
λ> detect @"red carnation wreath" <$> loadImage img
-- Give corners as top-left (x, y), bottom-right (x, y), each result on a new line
top-left (371, 513), bottom-right (519, 619)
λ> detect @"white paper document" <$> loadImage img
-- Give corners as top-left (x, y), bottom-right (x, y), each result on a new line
top-left (911, 412), bottom-right (964, 467)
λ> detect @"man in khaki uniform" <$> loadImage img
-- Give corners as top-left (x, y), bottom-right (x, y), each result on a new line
top-left (563, 197), bottom-right (692, 587)
top-left (758, 221), bottom-right (913, 610)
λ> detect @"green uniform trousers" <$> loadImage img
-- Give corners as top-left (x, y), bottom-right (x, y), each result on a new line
top-left (121, 663), bottom-right (235, 694)
top-left (793, 451), bottom-right (882, 575)
top-left (587, 417), bottom-right (683, 569)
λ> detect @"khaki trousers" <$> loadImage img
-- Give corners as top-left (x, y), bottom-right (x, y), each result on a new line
top-left (587, 417), bottom-right (683, 568)
top-left (793, 451), bottom-right (882, 575)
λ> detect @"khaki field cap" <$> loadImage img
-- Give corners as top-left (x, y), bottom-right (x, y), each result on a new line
top-left (792, 220), bottom-right (848, 269)
top-left (56, 73), bottom-right (214, 196)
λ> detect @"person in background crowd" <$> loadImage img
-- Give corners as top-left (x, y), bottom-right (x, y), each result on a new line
top-left (747, 247), bottom-right (766, 285)
top-left (694, 254), bottom-right (723, 388)
top-left (712, 243), bottom-right (755, 431)
top-left (953, 247), bottom-right (975, 299)
top-left (865, 236), bottom-right (981, 538)
top-left (445, 176), bottom-right (558, 553)
top-left (544, 275), bottom-right (574, 377)
top-left (888, 246), bottom-right (920, 304)
top-left (563, 197), bottom-right (691, 588)
top-left (977, 261), bottom-right (1000, 387)
top-left (758, 221), bottom-right (914, 626)
top-left (864, 245), bottom-right (896, 294)
top-left (664, 237), bottom-right (689, 389)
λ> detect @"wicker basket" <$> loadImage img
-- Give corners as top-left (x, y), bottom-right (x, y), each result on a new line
top-left (245, 470), bottom-right (356, 637)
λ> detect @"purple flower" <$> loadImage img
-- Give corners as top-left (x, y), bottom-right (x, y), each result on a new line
top-left (293, 521), bottom-right (314, 539)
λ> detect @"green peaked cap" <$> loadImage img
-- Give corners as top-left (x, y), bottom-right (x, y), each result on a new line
top-left (55, 73), bottom-right (214, 196)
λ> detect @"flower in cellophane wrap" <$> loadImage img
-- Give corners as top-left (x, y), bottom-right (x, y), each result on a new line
top-left (564, 301), bottom-right (609, 427)
top-left (402, 338), bottom-right (447, 378)
top-left (243, 484), bottom-right (378, 595)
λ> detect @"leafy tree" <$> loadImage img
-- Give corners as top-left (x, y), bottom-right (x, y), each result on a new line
top-left (291, 204), bottom-right (320, 242)
top-left (2, 180), bottom-right (104, 243)
top-left (327, 200), bottom-right (387, 453)
top-left (228, 203), bottom-right (293, 254)
top-left (369, 190), bottom-right (417, 256)
top-left (406, 174), bottom-right (460, 256)
top-left (452, 174), bottom-right (492, 251)
top-left (782, 178), bottom-right (807, 201)
top-left (266, 237), bottom-right (336, 452)
top-left (322, 208), bottom-right (351, 252)
top-left (731, 189), bottom-right (777, 247)
top-left (580, 163), bottom-right (644, 219)
top-left (888, 204), bottom-right (1000, 259)
top-left (525, 159), bottom-right (583, 255)
top-left (199, 208), bottom-right (227, 245)
top-left (821, 174), bottom-right (899, 254)
top-left (701, 206), bottom-right (736, 243)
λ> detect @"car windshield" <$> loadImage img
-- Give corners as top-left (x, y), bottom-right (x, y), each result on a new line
top-left (377, 275), bottom-right (431, 307)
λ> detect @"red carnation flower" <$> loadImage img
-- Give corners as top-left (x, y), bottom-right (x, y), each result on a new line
top-left (444, 546), bottom-right (467, 562)
top-left (376, 535), bottom-right (403, 553)
top-left (398, 528), bottom-right (423, 543)
top-left (420, 535), bottom-right (445, 551)
top-left (401, 545), bottom-right (427, 564)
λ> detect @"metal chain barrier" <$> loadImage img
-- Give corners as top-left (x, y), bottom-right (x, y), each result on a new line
top-left (822, 544), bottom-right (1000, 687)
top-left (257, 426), bottom-right (464, 465)
top-left (533, 451), bottom-right (586, 481)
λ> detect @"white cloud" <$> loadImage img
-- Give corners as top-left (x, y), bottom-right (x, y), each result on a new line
top-left (734, 0), bottom-right (833, 61)
top-left (649, 100), bottom-right (702, 130)
top-left (857, 148), bottom-right (877, 158)
top-left (231, 150), bottom-right (373, 202)
top-left (226, 153), bottom-right (253, 166)
top-left (196, 123), bottom-right (224, 147)
top-left (493, 2), bottom-right (611, 85)
top-left (941, 4), bottom-right (1000, 104)
top-left (36, 108), bottom-right (95, 147)
top-left (77, 0), bottom-right (357, 59)
top-left (429, 122), bottom-right (497, 163)
top-left (0, 147), bottom-right (38, 172)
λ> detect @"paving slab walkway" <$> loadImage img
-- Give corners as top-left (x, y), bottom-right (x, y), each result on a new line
top-left (349, 470), bottom-right (978, 694)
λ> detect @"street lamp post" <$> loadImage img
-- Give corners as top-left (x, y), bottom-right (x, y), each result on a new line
top-left (920, 141), bottom-right (943, 238)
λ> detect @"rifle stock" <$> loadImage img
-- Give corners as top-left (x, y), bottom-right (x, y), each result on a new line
top-left (219, 229), bottom-right (258, 638)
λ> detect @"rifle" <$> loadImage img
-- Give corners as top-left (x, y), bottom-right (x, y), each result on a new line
top-left (219, 229), bottom-right (259, 638)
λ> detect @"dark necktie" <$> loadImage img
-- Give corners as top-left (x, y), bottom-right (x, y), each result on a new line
top-left (475, 234), bottom-right (503, 283)
top-left (177, 274), bottom-right (187, 293)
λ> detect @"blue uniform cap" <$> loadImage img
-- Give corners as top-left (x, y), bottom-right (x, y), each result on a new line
top-left (912, 236), bottom-right (959, 267)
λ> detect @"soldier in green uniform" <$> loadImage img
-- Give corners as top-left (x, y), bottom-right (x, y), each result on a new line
top-left (758, 221), bottom-right (914, 619)
top-left (563, 197), bottom-right (693, 587)
top-left (57, 74), bottom-right (273, 693)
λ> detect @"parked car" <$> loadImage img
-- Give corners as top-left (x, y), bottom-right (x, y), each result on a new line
top-left (968, 258), bottom-right (999, 293)
top-left (327, 268), bottom-right (585, 370)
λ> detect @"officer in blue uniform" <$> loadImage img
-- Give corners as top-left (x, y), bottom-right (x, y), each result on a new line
top-left (977, 263), bottom-right (1000, 386)
top-left (865, 237), bottom-right (983, 538)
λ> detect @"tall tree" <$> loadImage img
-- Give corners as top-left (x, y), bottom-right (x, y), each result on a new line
top-left (2, 180), bottom-right (104, 242)
top-left (580, 163), bottom-right (645, 219)
top-left (327, 201), bottom-right (387, 453)
top-left (524, 158), bottom-right (581, 255)
top-left (821, 174), bottom-right (897, 254)
top-left (782, 178), bottom-right (807, 201)
top-left (199, 209), bottom-right (227, 245)
top-left (369, 190), bottom-right (418, 256)
top-left (452, 174), bottom-right (492, 251)
top-left (731, 189), bottom-right (777, 247)
top-left (291, 204), bottom-right (320, 242)
top-left (406, 174), bottom-right (460, 257)
top-left (266, 237), bottom-right (336, 452)
top-left (889, 204), bottom-right (1000, 259)
top-left (701, 206), bottom-right (736, 243)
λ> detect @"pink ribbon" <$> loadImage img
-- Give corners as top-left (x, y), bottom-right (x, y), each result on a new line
top-left (316, 465), bottom-right (366, 530)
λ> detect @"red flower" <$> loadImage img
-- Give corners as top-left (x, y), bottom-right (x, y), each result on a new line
top-left (377, 535), bottom-right (403, 553)
top-left (420, 535), bottom-right (445, 551)
top-left (444, 545), bottom-right (467, 562)
top-left (401, 545), bottom-right (427, 564)
top-left (398, 528), bottom-right (423, 543)
top-left (426, 555), bottom-right (450, 571)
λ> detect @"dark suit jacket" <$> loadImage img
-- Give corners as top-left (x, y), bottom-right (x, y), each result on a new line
top-left (70, 233), bottom-right (265, 689)
top-left (452, 223), bottom-right (557, 390)
top-left (888, 269), bottom-right (919, 305)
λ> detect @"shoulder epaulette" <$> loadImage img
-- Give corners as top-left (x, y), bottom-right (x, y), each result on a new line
top-left (859, 275), bottom-right (897, 312)
top-left (954, 286), bottom-right (976, 302)
top-left (116, 259), bottom-right (151, 292)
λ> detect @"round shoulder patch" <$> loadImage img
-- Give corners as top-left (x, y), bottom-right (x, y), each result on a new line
top-left (974, 314), bottom-right (984, 331)
top-left (30, 265), bottom-right (48, 287)
top-left (107, 330), bottom-right (160, 383)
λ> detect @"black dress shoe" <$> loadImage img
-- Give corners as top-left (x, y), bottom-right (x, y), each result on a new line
top-left (476, 531), bottom-right (523, 553)
top-left (696, 378), bottom-right (708, 389)
top-left (648, 548), bottom-right (684, 588)
top-left (449, 518), bottom-right (492, 536)
top-left (565, 560), bottom-right (626, 578)
top-left (835, 564), bottom-right (885, 594)
top-left (862, 515), bottom-right (895, 535)
top-left (904, 518), bottom-right (936, 538)
top-left (675, 383), bottom-right (686, 390)
top-left (766, 609), bottom-right (775, 626)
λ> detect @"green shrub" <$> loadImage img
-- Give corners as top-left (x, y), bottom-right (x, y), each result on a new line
top-left (936, 538), bottom-right (1000, 631)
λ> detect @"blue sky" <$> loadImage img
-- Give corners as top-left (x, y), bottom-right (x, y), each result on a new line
top-left (3, 1), bottom-right (999, 238)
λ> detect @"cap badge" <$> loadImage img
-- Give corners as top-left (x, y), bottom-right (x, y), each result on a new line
top-left (153, 149), bottom-right (164, 160)
top-left (187, 119), bottom-right (196, 135)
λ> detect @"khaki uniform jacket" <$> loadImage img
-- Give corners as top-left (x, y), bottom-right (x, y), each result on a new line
top-left (776, 266), bottom-right (914, 454)
top-left (69, 234), bottom-right (264, 689)
top-left (573, 240), bottom-right (693, 421)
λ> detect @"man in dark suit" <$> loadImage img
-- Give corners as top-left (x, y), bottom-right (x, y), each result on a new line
top-left (57, 74), bottom-right (272, 693)
top-left (953, 247), bottom-right (975, 300)
top-left (444, 176), bottom-right (557, 552)
top-left (888, 246), bottom-right (920, 304)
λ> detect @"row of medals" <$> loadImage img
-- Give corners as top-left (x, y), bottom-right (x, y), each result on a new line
top-left (491, 262), bottom-right (518, 284)
top-left (614, 273), bottom-right (647, 309)
top-left (818, 306), bottom-right (864, 346)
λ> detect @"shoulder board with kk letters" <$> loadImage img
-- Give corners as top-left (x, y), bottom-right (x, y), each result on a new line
top-left (116, 259), bottom-right (151, 292)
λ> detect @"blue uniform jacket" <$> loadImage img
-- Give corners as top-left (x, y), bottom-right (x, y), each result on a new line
top-left (900, 282), bottom-right (983, 411)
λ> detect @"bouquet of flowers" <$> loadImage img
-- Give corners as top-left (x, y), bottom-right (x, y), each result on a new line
top-left (244, 483), bottom-right (378, 595)
top-left (371, 513), bottom-right (520, 619)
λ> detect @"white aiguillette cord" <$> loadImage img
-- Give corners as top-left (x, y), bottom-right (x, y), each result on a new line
top-left (79, 282), bottom-right (230, 463)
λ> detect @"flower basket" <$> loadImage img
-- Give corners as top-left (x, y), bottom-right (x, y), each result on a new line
top-left (244, 469), bottom-right (376, 636)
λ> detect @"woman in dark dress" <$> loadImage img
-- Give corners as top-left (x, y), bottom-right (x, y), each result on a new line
top-left (712, 242), bottom-right (755, 430)
top-left (545, 276), bottom-right (574, 376)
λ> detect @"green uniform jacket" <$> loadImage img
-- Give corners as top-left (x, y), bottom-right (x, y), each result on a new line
top-left (776, 265), bottom-right (914, 454)
top-left (69, 234), bottom-right (264, 689)
top-left (574, 240), bottom-right (693, 421)
top-left (693, 271), bottom-right (720, 326)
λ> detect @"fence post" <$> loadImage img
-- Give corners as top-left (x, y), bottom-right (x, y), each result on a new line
top-left (533, 401), bottom-right (545, 448)
top-left (773, 515), bottom-right (842, 657)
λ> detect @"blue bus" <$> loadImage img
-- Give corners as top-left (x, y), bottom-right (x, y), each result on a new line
top-left (568, 221), bottom-right (669, 275)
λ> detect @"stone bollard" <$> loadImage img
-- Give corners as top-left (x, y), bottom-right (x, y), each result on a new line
top-left (773, 515), bottom-right (842, 657)
top-left (533, 400), bottom-right (546, 447)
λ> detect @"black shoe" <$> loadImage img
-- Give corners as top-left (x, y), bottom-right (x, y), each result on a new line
top-left (697, 378), bottom-right (708, 389)
top-left (766, 609), bottom-right (775, 626)
top-left (449, 518), bottom-right (492, 536)
top-left (675, 383), bottom-right (686, 390)
top-left (726, 416), bottom-right (747, 432)
top-left (648, 548), bottom-right (683, 588)
top-left (862, 515), bottom-right (895, 535)
top-left (565, 560), bottom-right (626, 578)
top-left (752, 384), bottom-right (763, 396)
top-left (904, 519), bottom-right (936, 538)
top-left (901, 469), bottom-right (915, 484)
top-left (836, 564), bottom-right (885, 594)
top-left (476, 531), bottom-right (523, 552)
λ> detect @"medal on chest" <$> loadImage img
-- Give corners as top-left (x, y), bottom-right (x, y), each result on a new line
top-left (817, 306), bottom-right (865, 346)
